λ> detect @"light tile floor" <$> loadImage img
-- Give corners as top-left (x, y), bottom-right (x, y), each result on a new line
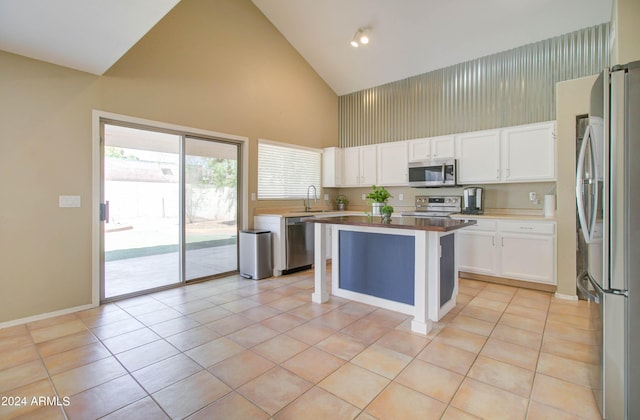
top-left (0, 270), bottom-right (602, 419)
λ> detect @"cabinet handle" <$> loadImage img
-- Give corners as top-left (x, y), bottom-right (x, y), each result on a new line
top-left (520, 226), bottom-right (533, 230)
top-left (496, 169), bottom-right (500, 179)
top-left (501, 237), bottom-right (504, 247)
top-left (506, 168), bottom-right (510, 177)
top-left (492, 236), bottom-right (495, 246)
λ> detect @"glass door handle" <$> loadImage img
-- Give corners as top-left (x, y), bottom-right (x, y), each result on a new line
top-left (100, 201), bottom-right (110, 223)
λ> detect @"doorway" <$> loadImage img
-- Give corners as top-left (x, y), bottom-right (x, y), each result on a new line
top-left (101, 121), bottom-right (240, 301)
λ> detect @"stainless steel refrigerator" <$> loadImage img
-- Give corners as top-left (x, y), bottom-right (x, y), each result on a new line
top-left (576, 61), bottom-right (640, 419)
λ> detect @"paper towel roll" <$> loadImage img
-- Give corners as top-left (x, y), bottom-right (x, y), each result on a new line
top-left (544, 195), bottom-right (556, 217)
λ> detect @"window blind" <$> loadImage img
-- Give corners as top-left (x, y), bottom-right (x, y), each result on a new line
top-left (258, 140), bottom-right (321, 199)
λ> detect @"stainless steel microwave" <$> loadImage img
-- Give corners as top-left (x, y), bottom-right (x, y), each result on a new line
top-left (408, 159), bottom-right (457, 187)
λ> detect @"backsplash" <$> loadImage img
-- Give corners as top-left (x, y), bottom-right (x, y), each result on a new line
top-left (329, 182), bottom-right (556, 213)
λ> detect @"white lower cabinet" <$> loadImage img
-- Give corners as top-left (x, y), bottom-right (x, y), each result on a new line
top-left (456, 219), bottom-right (556, 285)
top-left (499, 233), bottom-right (555, 283)
top-left (457, 223), bottom-right (498, 275)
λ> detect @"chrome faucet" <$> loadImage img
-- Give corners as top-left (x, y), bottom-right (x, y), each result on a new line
top-left (305, 185), bottom-right (318, 211)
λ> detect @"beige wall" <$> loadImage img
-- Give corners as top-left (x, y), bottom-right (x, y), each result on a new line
top-left (0, 0), bottom-right (338, 324)
top-left (101, 0), bottom-right (338, 221)
top-left (0, 52), bottom-right (101, 323)
top-left (611, 0), bottom-right (640, 65)
top-left (555, 75), bottom-right (598, 297)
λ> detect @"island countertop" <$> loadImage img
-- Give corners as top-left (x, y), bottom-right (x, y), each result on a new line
top-left (303, 215), bottom-right (476, 232)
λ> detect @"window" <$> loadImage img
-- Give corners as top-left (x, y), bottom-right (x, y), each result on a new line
top-left (258, 139), bottom-right (321, 199)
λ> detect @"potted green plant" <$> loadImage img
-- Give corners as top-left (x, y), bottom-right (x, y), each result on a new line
top-left (381, 205), bottom-right (394, 221)
top-left (335, 195), bottom-right (348, 211)
top-left (366, 185), bottom-right (392, 216)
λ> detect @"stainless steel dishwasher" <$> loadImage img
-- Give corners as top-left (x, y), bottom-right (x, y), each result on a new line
top-left (284, 217), bottom-right (314, 273)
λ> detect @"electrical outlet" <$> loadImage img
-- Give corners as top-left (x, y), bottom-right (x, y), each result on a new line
top-left (529, 192), bottom-right (537, 202)
top-left (251, 193), bottom-right (256, 201)
top-left (362, 193), bottom-right (366, 200)
top-left (59, 195), bottom-right (81, 208)
top-left (399, 193), bottom-right (404, 201)
top-left (324, 194), bottom-right (329, 201)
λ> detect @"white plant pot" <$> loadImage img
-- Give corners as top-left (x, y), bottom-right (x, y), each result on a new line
top-left (371, 202), bottom-right (384, 216)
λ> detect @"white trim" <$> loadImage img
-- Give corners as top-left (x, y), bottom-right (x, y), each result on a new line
top-left (92, 110), bottom-right (249, 305)
top-left (332, 287), bottom-right (415, 315)
top-left (258, 138), bottom-right (322, 153)
top-left (312, 222), bottom-right (328, 303)
top-left (0, 303), bottom-right (96, 330)
top-left (554, 292), bottom-right (579, 301)
top-left (329, 223), bottom-right (416, 237)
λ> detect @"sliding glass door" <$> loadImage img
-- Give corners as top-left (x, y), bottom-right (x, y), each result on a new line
top-left (184, 137), bottom-right (238, 280)
top-left (101, 122), bottom-right (240, 301)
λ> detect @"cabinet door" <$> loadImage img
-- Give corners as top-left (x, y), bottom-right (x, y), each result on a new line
top-left (322, 147), bottom-right (342, 188)
top-left (431, 136), bottom-right (455, 160)
top-left (499, 233), bottom-right (555, 283)
top-left (360, 145), bottom-right (377, 185)
top-left (408, 138), bottom-right (431, 161)
top-left (456, 130), bottom-right (501, 184)
top-left (456, 231), bottom-right (497, 275)
top-left (342, 147), bottom-right (361, 186)
top-left (502, 122), bottom-right (555, 182)
top-left (377, 142), bottom-right (408, 185)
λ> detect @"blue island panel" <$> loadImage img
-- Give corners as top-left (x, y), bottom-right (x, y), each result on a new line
top-left (339, 230), bottom-right (415, 305)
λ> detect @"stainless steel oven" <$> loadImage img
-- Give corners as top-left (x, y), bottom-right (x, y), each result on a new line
top-left (401, 195), bottom-right (461, 218)
top-left (408, 159), bottom-right (457, 187)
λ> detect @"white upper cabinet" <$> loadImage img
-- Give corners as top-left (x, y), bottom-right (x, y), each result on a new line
top-left (334, 121), bottom-right (556, 188)
top-left (501, 121), bottom-right (556, 182)
top-left (342, 145), bottom-right (377, 187)
top-left (408, 135), bottom-right (455, 161)
top-left (456, 121), bottom-right (556, 184)
top-left (322, 147), bottom-right (342, 188)
top-left (456, 129), bottom-right (501, 184)
top-left (377, 141), bottom-right (408, 186)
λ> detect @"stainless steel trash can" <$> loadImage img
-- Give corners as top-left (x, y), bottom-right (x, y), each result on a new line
top-left (239, 230), bottom-right (272, 279)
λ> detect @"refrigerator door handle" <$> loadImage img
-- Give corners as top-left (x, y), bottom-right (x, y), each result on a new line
top-left (576, 271), bottom-right (600, 303)
top-left (576, 125), bottom-right (592, 243)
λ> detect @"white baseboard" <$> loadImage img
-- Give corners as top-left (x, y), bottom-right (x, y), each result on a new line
top-left (554, 292), bottom-right (579, 301)
top-left (0, 303), bottom-right (98, 330)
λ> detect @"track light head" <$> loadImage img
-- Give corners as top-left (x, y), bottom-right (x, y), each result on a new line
top-left (350, 27), bottom-right (371, 48)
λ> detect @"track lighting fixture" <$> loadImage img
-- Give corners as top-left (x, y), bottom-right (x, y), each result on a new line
top-left (350, 27), bottom-right (371, 48)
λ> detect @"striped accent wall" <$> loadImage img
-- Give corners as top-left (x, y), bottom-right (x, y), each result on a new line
top-left (339, 23), bottom-right (610, 147)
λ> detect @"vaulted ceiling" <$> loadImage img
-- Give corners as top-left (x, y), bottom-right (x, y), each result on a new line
top-left (0, 0), bottom-right (611, 95)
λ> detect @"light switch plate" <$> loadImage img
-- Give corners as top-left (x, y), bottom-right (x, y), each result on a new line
top-left (324, 194), bottom-right (329, 201)
top-left (59, 195), bottom-right (81, 208)
top-left (251, 193), bottom-right (256, 201)
top-left (399, 193), bottom-right (404, 201)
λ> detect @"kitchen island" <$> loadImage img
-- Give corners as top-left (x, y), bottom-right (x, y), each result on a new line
top-left (305, 215), bottom-right (476, 334)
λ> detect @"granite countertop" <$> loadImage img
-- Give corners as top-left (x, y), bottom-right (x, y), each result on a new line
top-left (304, 215), bottom-right (477, 232)
top-left (254, 208), bottom-right (366, 218)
